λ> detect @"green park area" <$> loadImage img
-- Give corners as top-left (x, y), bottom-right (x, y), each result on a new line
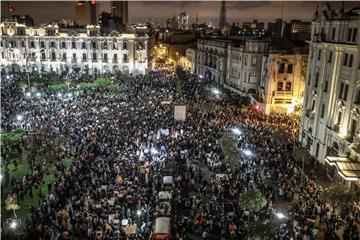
top-left (1, 128), bottom-right (73, 221)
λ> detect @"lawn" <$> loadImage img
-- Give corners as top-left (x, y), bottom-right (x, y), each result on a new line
top-left (1, 157), bottom-right (73, 221)
top-left (218, 133), bottom-right (239, 171)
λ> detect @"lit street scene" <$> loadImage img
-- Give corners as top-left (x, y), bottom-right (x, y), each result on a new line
top-left (1, 1), bottom-right (360, 240)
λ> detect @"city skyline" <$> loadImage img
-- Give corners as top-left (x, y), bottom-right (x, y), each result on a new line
top-left (1, 1), bottom-right (358, 26)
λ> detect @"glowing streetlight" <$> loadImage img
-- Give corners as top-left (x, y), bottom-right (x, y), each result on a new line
top-left (67, 93), bottom-right (72, 98)
top-left (242, 149), bottom-right (252, 156)
top-left (0, 174), bottom-right (3, 182)
top-left (212, 88), bottom-right (220, 95)
top-left (137, 210), bottom-right (141, 216)
top-left (232, 127), bottom-right (242, 135)
top-left (16, 115), bottom-right (23, 121)
top-left (25, 92), bottom-right (31, 97)
top-left (10, 221), bottom-right (17, 229)
top-left (57, 93), bottom-right (62, 98)
top-left (275, 212), bottom-right (286, 219)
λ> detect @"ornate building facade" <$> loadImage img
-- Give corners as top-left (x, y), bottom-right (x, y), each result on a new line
top-left (259, 53), bottom-right (308, 114)
top-left (0, 21), bottom-right (148, 74)
top-left (195, 37), bottom-right (269, 94)
top-left (196, 39), bottom-right (228, 84)
top-left (299, 5), bottom-right (360, 183)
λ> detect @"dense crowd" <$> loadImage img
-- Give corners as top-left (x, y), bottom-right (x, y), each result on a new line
top-left (1, 69), bottom-right (359, 240)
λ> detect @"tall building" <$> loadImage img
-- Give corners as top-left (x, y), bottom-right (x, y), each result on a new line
top-left (75, 1), bottom-right (97, 26)
top-left (288, 20), bottom-right (311, 41)
top-left (0, 21), bottom-right (148, 75)
top-left (267, 18), bottom-right (285, 38)
top-left (177, 12), bottom-right (189, 31)
top-left (299, 5), bottom-right (360, 183)
top-left (98, 12), bottom-right (121, 35)
top-left (219, 1), bottom-right (226, 29)
top-left (111, 1), bottom-right (128, 25)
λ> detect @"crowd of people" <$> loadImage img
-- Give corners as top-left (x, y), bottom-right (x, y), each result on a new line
top-left (1, 68), bottom-right (359, 240)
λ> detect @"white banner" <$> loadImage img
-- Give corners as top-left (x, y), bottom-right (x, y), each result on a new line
top-left (174, 105), bottom-right (186, 121)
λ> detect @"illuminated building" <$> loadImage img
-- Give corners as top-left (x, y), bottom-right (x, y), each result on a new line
top-left (299, 5), bottom-right (360, 183)
top-left (0, 22), bottom-right (148, 74)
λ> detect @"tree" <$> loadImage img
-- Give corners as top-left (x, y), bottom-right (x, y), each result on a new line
top-left (247, 219), bottom-right (277, 240)
top-left (239, 189), bottom-right (267, 213)
top-left (320, 184), bottom-right (358, 211)
top-left (5, 197), bottom-right (20, 218)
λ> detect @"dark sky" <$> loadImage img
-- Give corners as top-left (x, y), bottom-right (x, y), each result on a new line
top-left (1, 1), bottom-right (359, 26)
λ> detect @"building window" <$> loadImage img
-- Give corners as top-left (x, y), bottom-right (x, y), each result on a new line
top-left (317, 49), bottom-right (322, 60)
top-left (355, 90), bottom-right (360, 104)
top-left (311, 99), bottom-right (316, 111)
top-left (41, 52), bottom-right (46, 60)
top-left (93, 53), bottom-right (97, 61)
top-left (252, 57), bottom-right (257, 65)
top-left (103, 42), bottom-right (107, 49)
top-left (21, 41), bottom-right (25, 47)
top-left (50, 42), bottom-right (55, 48)
top-left (51, 52), bottom-right (56, 60)
top-left (103, 53), bottom-right (108, 61)
top-left (337, 111), bottom-right (342, 124)
top-left (123, 53), bottom-right (128, 62)
top-left (352, 28), bottom-right (358, 42)
top-left (114, 53), bottom-right (117, 60)
top-left (339, 82), bottom-right (344, 98)
top-left (350, 119), bottom-right (358, 139)
top-left (62, 53), bottom-right (67, 60)
top-left (277, 82), bottom-right (284, 91)
top-left (244, 55), bottom-right (247, 66)
top-left (92, 41), bottom-right (97, 49)
top-left (331, 28), bottom-right (336, 40)
top-left (72, 53), bottom-right (76, 60)
top-left (314, 72), bottom-right (319, 88)
top-left (343, 53), bottom-right (348, 66)
top-left (279, 63), bottom-right (285, 74)
top-left (347, 28), bottom-right (352, 42)
top-left (348, 54), bottom-right (353, 67)
top-left (324, 80), bottom-right (328, 93)
top-left (287, 64), bottom-right (293, 74)
top-left (343, 84), bottom-right (349, 101)
top-left (61, 42), bottom-right (66, 49)
top-left (72, 41), bottom-right (76, 49)
top-left (328, 51), bottom-right (332, 63)
top-left (249, 72), bottom-right (258, 83)
top-left (82, 53), bottom-right (86, 61)
top-left (320, 104), bottom-right (325, 118)
top-left (123, 42), bottom-right (128, 50)
top-left (1, 52), bottom-right (4, 59)
top-left (82, 42), bottom-right (86, 49)
top-left (40, 41), bottom-right (45, 48)
top-left (30, 41), bottom-right (35, 48)
top-left (285, 82), bottom-right (292, 91)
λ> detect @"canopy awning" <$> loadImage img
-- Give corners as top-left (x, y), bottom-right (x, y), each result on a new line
top-left (325, 156), bottom-right (360, 181)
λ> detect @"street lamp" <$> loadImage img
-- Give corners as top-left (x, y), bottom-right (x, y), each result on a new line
top-left (232, 127), bottom-right (242, 136)
top-left (212, 88), bottom-right (220, 95)
top-left (16, 115), bottom-right (23, 121)
top-left (242, 149), bottom-right (252, 156)
top-left (25, 92), bottom-right (31, 97)
top-left (57, 92), bottom-right (62, 98)
top-left (275, 212), bottom-right (286, 219)
top-left (36, 92), bottom-right (41, 97)
top-left (9, 220), bottom-right (17, 229)
top-left (137, 210), bottom-right (141, 216)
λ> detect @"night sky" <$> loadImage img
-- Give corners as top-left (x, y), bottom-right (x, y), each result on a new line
top-left (1, 1), bottom-right (359, 26)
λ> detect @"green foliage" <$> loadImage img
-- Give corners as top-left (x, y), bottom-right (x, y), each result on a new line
top-left (219, 133), bottom-right (239, 170)
top-left (47, 83), bottom-right (68, 91)
top-left (1, 128), bottom-right (24, 146)
top-left (247, 219), bottom-right (277, 239)
top-left (239, 189), bottom-right (267, 212)
top-left (77, 78), bottom-right (112, 89)
top-left (320, 184), bottom-right (358, 209)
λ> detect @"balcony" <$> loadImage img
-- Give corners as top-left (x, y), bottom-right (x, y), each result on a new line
top-left (92, 59), bottom-right (97, 62)
top-left (72, 58), bottom-right (77, 63)
top-left (82, 58), bottom-right (87, 62)
top-left (113, 59), bottom-right (118, 63)
top-left (102, 59), bottom-right (108, 63)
